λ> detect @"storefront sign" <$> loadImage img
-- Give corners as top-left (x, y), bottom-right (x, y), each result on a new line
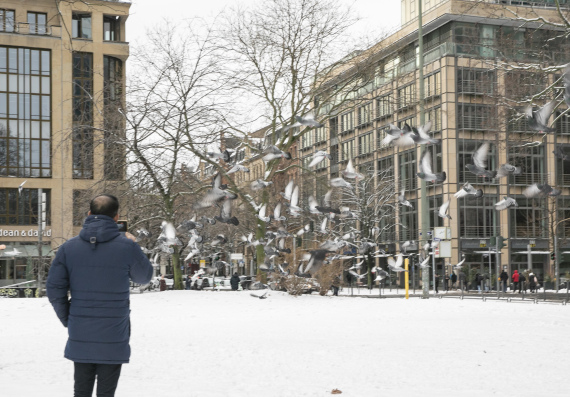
top-left (0, 229), bottom-right (52, 237)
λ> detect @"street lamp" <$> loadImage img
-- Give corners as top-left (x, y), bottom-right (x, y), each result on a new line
top-left (554, 217), bottom-right (570, 291)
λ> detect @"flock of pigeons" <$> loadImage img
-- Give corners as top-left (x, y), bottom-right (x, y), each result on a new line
top-left (138, 69), bottom-right (570, 287)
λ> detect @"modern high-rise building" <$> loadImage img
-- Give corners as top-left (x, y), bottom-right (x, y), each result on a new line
top-left (0, 0), bottom-right (130, 287)
top-left (300, 0), bottom-right (570, 286)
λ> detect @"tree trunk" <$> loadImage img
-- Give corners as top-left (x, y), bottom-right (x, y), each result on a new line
top-left (172, 246), bottom-right (183, 290)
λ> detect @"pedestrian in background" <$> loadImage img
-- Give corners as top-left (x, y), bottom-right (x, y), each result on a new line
top-left (519, 272), bottom-right (527, 294)
top-left (451, 272), bottom-right (457, 290)
top-left (331, 275), bottom-right (341, 296)
top-left (434, 273), bottom-right (440, 293)
top-left (500, 269), bottom-right (508, 293)
top-left (185, 275), bottom-right (192, 290)
top-left (512, 270), bottom-right (520, 293)
top-left (529, 271), bottom-right (537, 293)
top-left (458, 271), bottom-right (466, 291)
top-left (444, 273), bottom-right (450, 291)
top-left (159, 275), bottom-right (167, 292)
top-left (230, 272), bottom-right (240, 291)
top-left (46, 194), bottom-right (153, 397)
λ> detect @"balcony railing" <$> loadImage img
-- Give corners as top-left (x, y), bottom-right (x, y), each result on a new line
top-left (1, 22), bottom-right (62, 37)
top-left (460, 225), bottom-right (500, 239)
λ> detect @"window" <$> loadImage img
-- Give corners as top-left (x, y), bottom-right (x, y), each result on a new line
top-left (555, 110), bottom-right (570, 135)
top-left (458, 195), bottom-right (498, 238)
top-left (429, 195), bottom-right (444, 230)
top-left (72, 189), bottom-right (91, 226)
top-left (508, 145), bottom-right (545, 186)
top-left (27, 12), bottom-right (47, 35)
top-left (377, 125), bottom-right (391, 149)
top-left (357, 103), bottom-right (372, 126)
top-left (103, 16), bottom-right (120, 41)
top-left (510, 197), bottom-right (547, 239)
top-left (103, 56), bottom-right (124, 180)
top-left (376, 95), bottom-right (392, 119)
top-left (556, 144), bottom-right (570, 186)
top-left (424, 72), bottom-right (441, 98)
top-left (329, 117), bottom-right (338, 139)
top-left (0, 188), bottom-right (50, 225)
top-left (340, 112), bottom-right (354, 134)
top-left (505, 71), bottom-right (547, 100)
top-left (557, 196), bottom-right (570, 240)
top-left (301, 129), bottom-right (313, 149)
top-left (456, 68), bottom-right (495, 95)
top-left (458, 140), bottom-right (497, 184)
top-left (0, 46), bottom-right (51, 178)
top-left (457, 104), bottom-right (496, 131)
top-left (399, 149), bottom-right (417, 191)
top-left (358, 132), bottom-right (373, 156)
top-left (426, 107), bottom-right (442, 132)
top-left (397, 84), bottom-right (415, 110)
top-left (302, 155), bottom-right (312, 169)
top-left (72, 13), bottom-right (92, 39)
top-left (340, 139), bottom-right (354, 161)
top-left (0, 9), bottom-right (15, 32)
top-left (315, 126), bottom-right (326, 144)
top-left (377, 156), bottom-right (394, 181)
top-left (72, 52), bottom-right (93, 179)
top-left (399, 198), bottom-right (417, 241)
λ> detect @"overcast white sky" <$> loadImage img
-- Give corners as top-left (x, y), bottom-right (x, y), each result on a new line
top-left (126, 0), bottom-right (402, 45)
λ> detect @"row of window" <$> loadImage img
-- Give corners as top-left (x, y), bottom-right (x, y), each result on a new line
top-left (0, 8), bottom-right (121, 41)
top-left (0, 188), bottom-right (51, 225)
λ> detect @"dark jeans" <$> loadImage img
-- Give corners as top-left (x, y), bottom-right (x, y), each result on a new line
top-left (332, 286), bottom-right (339, 296)
top-left (74, 362), bottom-right (122, 397)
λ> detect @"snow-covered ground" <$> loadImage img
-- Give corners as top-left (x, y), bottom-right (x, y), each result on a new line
top-left (1, 291), bottom-right (569, 396)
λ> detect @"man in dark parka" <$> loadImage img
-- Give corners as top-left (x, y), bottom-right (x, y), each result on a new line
top-left (47, 194), bottom-right (153, 396)
top-left (230, 272), bottom-right (240, 290)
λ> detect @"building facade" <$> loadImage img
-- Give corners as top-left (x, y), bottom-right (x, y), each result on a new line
top-left (0, 0), bottom-right (129, 287)
top-left (300, 0), bottom-right (570, 285)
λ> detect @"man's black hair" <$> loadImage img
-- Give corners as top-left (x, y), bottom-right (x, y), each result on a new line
top-left (90, 194), bottom-right (120, 218)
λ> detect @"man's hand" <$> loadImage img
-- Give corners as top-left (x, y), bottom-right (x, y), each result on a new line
top-left (125, 232), bottom-right (137, 242)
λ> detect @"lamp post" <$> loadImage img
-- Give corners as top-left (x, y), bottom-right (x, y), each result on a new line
top-left (554, 217), bottom-right (570, 291)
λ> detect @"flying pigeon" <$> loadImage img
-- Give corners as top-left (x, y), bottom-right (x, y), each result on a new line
top-left (495, 197), bottom-right (518, 211)
top-left (303, 249), bottom-right (329, 274)
top-left (309, 151), bottom-right (332, 167)
top-left (410, 121), bottom-right (439, 144)
top-left (227, 164), bottom-right (250, 174)
top-left (398, 189), bottom-right (413, 208)
top-left (251, 179), bottom-right (273, 191)
top-left (524, 101), bottom-right (555, 133)
top-left (348, 270), bottom-right (368, 280)
top-left (329, 177), bottom-right (352, 189)
top-left (288, 185), bottom-right (302, 217)
top-left (211, 234), bottom-right (228, 246)
top-left (342, 159), bottom-right (364, 179)
top-left (18, 180), bottom-right (27, 195)
top-left (257, 204), bottom-right (272, 222)
top-left (495, 164), bottom-right (522, 178)
top-left (381, 124), bottom-right (416, 148)
top-left (418, 256), bottom-right (430, 269)
top-left (465, 142), bottom-right (497, 179)
top-left (296, 224), bottom-right (310, 236)
top-left (453, 256), bottom-right (466, 270)
top-left (438, 200), bottom-right (452, 220)
top-left (387, 254), bottom-right (406, 272)
top-left (250, 291), bottom-right (268, 299)
top-left (417, 149), bottom-right (446, 183)
top-left (296, 114), bottom-right (324, 128)
top-left (372, 267), bottom-right (389, 282)
top-left (262, 145), bottom-right (292, 162)
top-left (523, 183), bottom-right (561, 198)
top-left (281, 180), bottom-right (295, 200)
top-left (206, 149), bottom-right (231, 163)
top-left (273, 202), bottom-right (287, 222)
top-left (214, 199), bottom-right (239, 226)
top-left (454, 182), bottom-right (483, 198)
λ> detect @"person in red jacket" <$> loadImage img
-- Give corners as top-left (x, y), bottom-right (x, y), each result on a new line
top-left (512, 269), bottom-right (520, 293)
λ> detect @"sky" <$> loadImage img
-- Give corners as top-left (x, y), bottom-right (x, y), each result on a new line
top-left (126, 0), bottom-right (402, 46)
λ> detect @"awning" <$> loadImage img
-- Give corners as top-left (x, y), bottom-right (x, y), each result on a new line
top-left (0, 245), bottom-right (53, 258)
top-left (513, 251), bottom-right (550, 255)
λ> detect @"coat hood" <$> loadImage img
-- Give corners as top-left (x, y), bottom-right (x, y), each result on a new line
top-left (79, 215), bottom-right (121, 245)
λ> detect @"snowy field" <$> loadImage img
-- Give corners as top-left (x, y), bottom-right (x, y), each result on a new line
top-left (1, 291), bottom-right (569, 397)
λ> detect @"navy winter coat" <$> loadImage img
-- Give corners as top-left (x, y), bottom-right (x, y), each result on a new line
top-left (46, 215), bottom-right (153, 364)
